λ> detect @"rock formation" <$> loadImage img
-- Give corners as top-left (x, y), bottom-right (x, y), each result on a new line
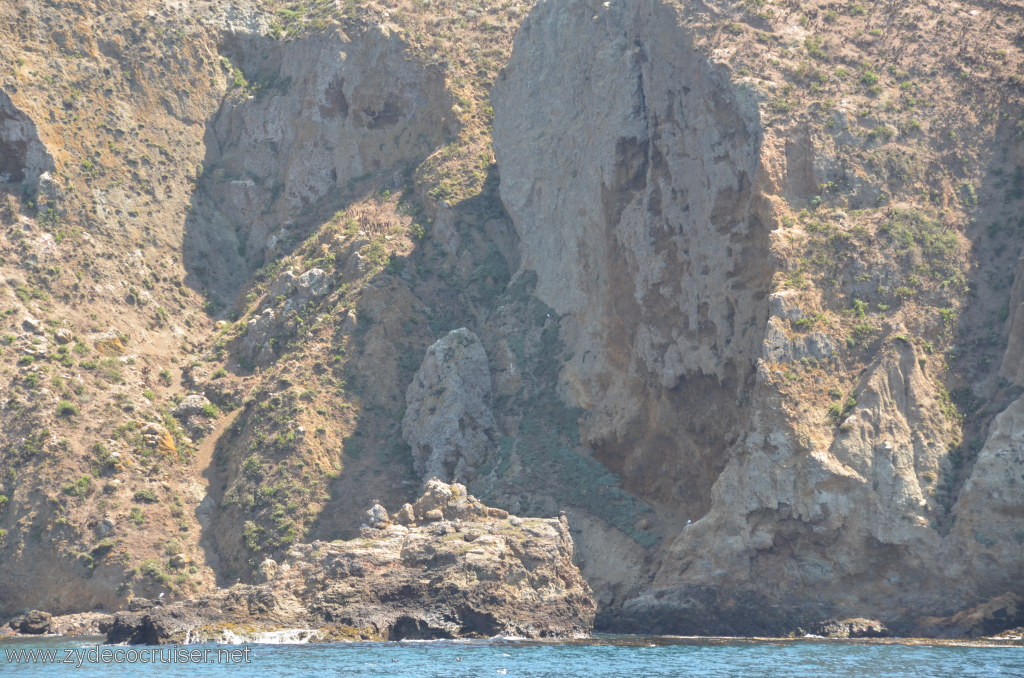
top-left (187, 24), bottom-right (454, 295)
top-left (0, 90), bottom-right (53, 185)
top-left (491, 0), bottom-right (1024, 635)
top-left (402, 328), bottom-right (499, 483)
top-left (106, 480), bottom-right (594, 644)
top-left (493, 0), bottom-right (772, 532)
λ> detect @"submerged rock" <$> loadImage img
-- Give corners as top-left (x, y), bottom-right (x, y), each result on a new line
top-left (106, 480), bottom-right (594, 644)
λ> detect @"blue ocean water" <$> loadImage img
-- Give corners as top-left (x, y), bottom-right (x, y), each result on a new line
top-left (2, 635), bottom-right (1021, 677)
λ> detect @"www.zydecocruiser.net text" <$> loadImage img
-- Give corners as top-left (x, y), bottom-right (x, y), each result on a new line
top-left (4, 645), bottom-right (253, 667)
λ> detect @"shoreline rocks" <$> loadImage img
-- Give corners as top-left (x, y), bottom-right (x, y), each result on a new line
top-left (105, 479), bottom-right (595, 645)
top-left (2, 611), bottom-right (113, 638)
top-left (14, 610), bottom-right (51, 635)
top-left (808, 618), bottom-right (890, 639)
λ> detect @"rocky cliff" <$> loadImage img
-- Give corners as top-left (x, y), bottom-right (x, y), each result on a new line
top-left (493, 0), bottom-right (771, 530)
top-left (0, 0), bottom-right (1022, 638)
top-left (492, 0), bottom-right (1024, 634)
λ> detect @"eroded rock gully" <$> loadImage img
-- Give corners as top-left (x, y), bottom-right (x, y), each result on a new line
top-left (185, 25), bottom-right (453, 297)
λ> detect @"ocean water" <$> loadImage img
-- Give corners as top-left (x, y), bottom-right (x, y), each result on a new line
top-left (2, 635), bottom-right (1022, 677)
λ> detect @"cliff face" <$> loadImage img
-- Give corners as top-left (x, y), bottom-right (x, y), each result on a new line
top-left (0, 89), bottom-right (53, 184)
top-left (493, 0), bottom-right (772, 527)
top-left (0, 0), bottom-right (1022, 637)
top-left (492, 0), bottom-right (1024, 633)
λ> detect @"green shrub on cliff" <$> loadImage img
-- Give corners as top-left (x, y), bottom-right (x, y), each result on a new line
top-left (138, 559), bottom-right (170, 585)
top-left (61, 475), bottom-right (92, 497)
top-left (56, 399), bottom-right (79, 418)
top-left (880, 209), bottom-right (957, 258)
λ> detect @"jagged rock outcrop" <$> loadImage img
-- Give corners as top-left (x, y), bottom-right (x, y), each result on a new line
top-left (1, 611), bottom-right (114, 638)
top-left (618, 309), bottom-right (973, 634)
top-left (761, 292), bottom-right (836, 363)
top-left (15, 610), bottom-right (51, 634)
top-left (0, 89), bottom-right (53, 185)
top-left (947, 398), bottom-right (1024, 591)
top-left (917, 593), bottom-right (1024, 638)
top-left (106, 480), bottom-right (594, 644)
top-left (239, 267), bottom-right (332, 365)
top-left (240, 308), bottom-right (279, 366)
top-left (811, 617), bottom-right (890, 639)
top-left (402, 328), bottom-right (499, 483)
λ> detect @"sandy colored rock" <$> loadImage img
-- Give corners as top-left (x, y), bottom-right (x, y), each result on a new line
top-left (107, 481), bottom-right (594, 644)
top-left (394, 503), bottom-right (415, 525)
top-left (93, 334), bottom-right (125, 356)
top-left (156, 430), bottom-right (176, 455)
top-left (811, 617), bottom-right (889, 639)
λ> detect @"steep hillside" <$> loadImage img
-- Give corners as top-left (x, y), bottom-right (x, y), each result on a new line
top-left (0, 0), bottom-right (1022, 636)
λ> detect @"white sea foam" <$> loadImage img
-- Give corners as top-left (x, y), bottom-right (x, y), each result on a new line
top-left (215, 628), bottom-right (318, 645)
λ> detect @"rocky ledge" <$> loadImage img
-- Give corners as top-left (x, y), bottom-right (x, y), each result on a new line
top-left (106, 480), bottom-right (595, 644)
top-left (1, 610), bottom-right (114, 638)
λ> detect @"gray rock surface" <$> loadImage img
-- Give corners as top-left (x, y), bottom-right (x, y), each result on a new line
top-left (948, 397), bottom-right (1024, 588)
top-left (491, 0), bottom-right (1024, 635)
top-left (185, 24), bottom-right (454, 295)
top-left (241, 308), bottom-right (278, 366)
top-left (493, 0), bottom-right (772, 536)
top-left (172, 394), bottom-right (213, 418)
top-left (267, 268), bottom-right (331, 305)
top-left (0, 89), bottom-right (54, 185)
top-left (999, 254), bottom-right (1024, 385)
top-left (365, 503), bottom-right (390, 529)
top-left (402, 328), bottom-right (498, 483)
